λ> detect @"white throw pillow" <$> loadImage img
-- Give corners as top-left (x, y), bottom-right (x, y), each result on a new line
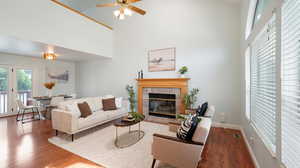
top-left (115, 97), bottom-right (123, 109)
top-left (66, 103), bottom-right (81, 118)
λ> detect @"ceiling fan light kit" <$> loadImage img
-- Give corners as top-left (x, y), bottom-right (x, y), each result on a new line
top-left (97, 0), bottom-right (146, 20)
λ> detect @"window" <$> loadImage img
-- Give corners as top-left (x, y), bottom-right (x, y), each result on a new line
top-left (245, 47), bottom-right (251, 120)
top-left (250, 15), bottom-right (277, 153)
top-left (253, 0), bottom-right (271, 25)
top-left (281, 0), bottom-right (300, 167)
top-left (245, 0), bottom-right (272, 39)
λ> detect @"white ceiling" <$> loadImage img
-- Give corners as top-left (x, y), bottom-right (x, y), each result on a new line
top-left (0, 35), bottom-right (107, 62)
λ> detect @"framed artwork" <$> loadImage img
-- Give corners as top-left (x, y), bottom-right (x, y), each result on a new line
top-left (148, 48), bottom-right (176, 72)
top-left (46, 68), bottom-right (69, 83)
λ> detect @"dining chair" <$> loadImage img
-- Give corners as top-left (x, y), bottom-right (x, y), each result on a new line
top-left (16, 99), bottom-right (41, 124)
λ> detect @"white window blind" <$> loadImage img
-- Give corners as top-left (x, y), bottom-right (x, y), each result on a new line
top-left (250, 15), bottom-right (277, 153)
top-left (281, 0), bottom-right (300, 167)
top-left (245, 47), bottom-right (251, 120)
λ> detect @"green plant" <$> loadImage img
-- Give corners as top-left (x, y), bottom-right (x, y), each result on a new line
top-left (178, 66), bottom-right (188, 74)
top-left (129, 112), bottom-right (145, 122)
top-left (126, 85), bottom-right (136, 113)
top-left (183, 88), bottom-right (199, 109)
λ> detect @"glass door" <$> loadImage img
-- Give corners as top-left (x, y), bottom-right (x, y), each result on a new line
top-left (15, 69), bottom-right (33, 106)
top-left (0, 66), bottom-right (10, 115)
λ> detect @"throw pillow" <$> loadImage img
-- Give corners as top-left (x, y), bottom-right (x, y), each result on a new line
top-left (115, 97), bottom-right (123, 109)
top-left (177, 114), bottom-right (196, 140)
top-left (198, 102), bottom-right (208, 116)
top-left (77, 102), bottom-right (92, 118)
top-left (185, 116), bottom-right (200, 140)
top-left (102, 98), bottom-right (117, 111)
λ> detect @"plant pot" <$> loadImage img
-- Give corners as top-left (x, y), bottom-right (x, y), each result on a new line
top-left (47, 89), bottom-right (53, 97)
top-left (180, 74), bottom-right (185, 78)
top-left (185, 109), bottom-right (196, 115)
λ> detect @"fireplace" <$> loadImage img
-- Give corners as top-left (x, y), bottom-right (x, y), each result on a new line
top-left (136, 78), bottom-right (190, 120)
top-left (148, 93), bottom-right (176, 118)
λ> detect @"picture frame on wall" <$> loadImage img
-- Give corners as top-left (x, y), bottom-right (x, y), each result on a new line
top-left (148, 47), bottom-right (176, 72)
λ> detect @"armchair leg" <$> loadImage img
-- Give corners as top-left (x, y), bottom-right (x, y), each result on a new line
top-left (151, 159), bottom-right (156, 168)
top-left (55, 130), bottom-right (58, 136)
top-left (71, 134), bottom-right (74, 142)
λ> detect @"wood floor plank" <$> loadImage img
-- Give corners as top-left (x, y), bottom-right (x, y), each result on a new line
top-left (0, 116), bottom-right (255, 168)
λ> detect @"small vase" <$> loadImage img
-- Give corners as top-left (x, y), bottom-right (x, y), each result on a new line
top-left (180, 74), bottom-right (185, 78)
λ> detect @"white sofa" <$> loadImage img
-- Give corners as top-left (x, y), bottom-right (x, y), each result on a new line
top-left (51, 96), bottom-right (128, 141)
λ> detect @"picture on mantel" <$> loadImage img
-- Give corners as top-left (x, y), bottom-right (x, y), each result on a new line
top-left (46, 68), bottom-right (69, 83)
top-left (148, 47), bottom-right (176, 72)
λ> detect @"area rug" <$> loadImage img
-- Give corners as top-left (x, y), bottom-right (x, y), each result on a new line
top-left (48, 121), bottom-right (176, 168)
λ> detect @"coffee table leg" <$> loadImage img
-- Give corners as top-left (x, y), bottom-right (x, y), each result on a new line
top-left (116, 127), bottom-right (118, 142)
top-left (138, 122), bottom-right (141, 138)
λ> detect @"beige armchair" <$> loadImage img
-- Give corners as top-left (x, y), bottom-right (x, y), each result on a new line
top-left (151, 117), bottom-right (212, 168)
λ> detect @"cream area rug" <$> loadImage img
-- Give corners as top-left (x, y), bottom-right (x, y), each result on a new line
top-left (48, 121), bottom-right (176, 168)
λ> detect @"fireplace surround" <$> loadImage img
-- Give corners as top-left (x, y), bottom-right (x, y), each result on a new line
top-left (136, 78), bottom-right (190, 117)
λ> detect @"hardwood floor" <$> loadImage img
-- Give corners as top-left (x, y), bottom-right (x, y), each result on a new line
top-left (0, 116), bottom-right (255, 168)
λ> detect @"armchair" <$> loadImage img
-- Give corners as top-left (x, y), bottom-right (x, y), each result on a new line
top-left (151, 117), bottom-right (212, 168)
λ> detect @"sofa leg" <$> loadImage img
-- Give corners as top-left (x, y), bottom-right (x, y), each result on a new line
top-left (151, 159), bottom-right (156, 168)
top-left (71, 134), bottom-right (74, 142)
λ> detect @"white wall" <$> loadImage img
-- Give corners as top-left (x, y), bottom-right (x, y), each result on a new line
top-left (0, 0), bottom-right (113, 58)
top-left (0, 53), bottom-right (76, 96)
top-left (77, 0), bottom-right (242, 125)
top-left (240, 0), bottom-right (281, 168)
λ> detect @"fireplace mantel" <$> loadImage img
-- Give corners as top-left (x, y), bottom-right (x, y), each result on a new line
top-left (136, 78), bottom-right (190, 115)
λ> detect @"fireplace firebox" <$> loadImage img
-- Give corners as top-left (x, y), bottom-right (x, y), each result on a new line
top-left (148, 93), bottom-right (176, 118)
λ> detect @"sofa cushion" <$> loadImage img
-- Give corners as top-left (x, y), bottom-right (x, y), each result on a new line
top-left (115, 97), bottom-right (123, 108)
top-left (65, 102), bottom-right (81, 118)
top-left (102, 98), bottom-right (117, 111)
top-left (106, 108), bottom-right (127, 119)
top-left (192, 117), bottom-right (212, 143)
top-left (77, 102), bottom-right (92, 118)
top-left (78, 112), bottom-right (108, 129)
top-left (86, 97), bottom-right (102, 112)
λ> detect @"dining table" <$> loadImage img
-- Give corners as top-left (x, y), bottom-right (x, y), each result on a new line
top-left (32, 95), bottom-right (73, 120)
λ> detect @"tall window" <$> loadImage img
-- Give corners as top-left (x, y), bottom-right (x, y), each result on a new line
top-left (250, 15), bottom-right (277, 153)
top-left (281, 0), bottom-right (300, 167)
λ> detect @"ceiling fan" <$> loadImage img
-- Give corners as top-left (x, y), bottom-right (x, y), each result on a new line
top-left (96, 0), bottom-right (146, 20)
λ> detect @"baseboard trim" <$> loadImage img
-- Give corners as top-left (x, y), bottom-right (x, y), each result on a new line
top-left (212, 122), bottom-right (260, 168)
top-left (212, 122), bottom-right (242, 130)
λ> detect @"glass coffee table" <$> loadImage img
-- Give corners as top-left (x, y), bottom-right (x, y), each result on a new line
top-left (113, 118), bottom-right (145, 148)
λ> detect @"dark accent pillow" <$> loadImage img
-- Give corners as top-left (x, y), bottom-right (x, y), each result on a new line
top-left (77, 102), bottom-right (92, 118)
top-left (196, 105), bottom-right (202, 116)
top-left (199, 102), bottom-right (208, 116)
top-left (102, 98), bottom-right (117, 111)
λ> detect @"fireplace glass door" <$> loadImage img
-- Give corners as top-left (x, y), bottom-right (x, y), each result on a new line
top-left (148, 93), bottom-right (176, 118)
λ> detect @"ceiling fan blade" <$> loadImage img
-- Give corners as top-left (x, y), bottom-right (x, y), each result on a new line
top-left (127, 0), bottom-right (141, 3)
top-left (127, 5), bottom-right (146, 15)
top-left (96, 3), bottom-right (118, 7)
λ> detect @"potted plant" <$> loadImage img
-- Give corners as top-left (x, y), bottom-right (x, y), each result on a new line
top-left (178, 66), bottom-right (188, 78)
top-left (183, 88), bottom-right (199, 114)
top-left (126, 85), bottom-right (145, 121)
top-left (44, 82), bottom-right (55, 97)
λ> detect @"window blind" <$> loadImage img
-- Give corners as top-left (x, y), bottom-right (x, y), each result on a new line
top-left (250, 15), bottom-right (277, 153)
top-left (281, 0), bottom-right (300, 167)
